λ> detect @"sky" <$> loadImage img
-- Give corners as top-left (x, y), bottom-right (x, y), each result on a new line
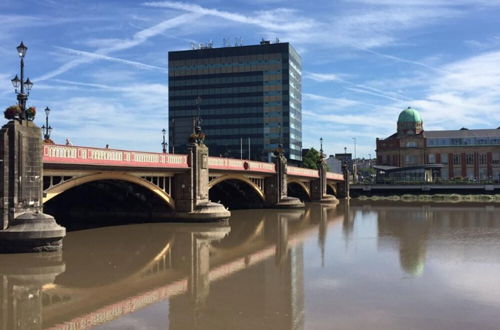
top-left (1, 0), bottom-right (500, 159)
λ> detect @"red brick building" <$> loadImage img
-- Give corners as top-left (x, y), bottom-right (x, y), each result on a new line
top-left (376, 107), bottom-right (500, 181)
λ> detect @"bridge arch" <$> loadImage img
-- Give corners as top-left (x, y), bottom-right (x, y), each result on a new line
top-left (208, 174), bottom-right (265, 200)
top-left (327, 182), bottom-right (337, 196)
top-left (287, 179), bottom-right (311, 202)
top-left (287, 179), bottom-right (311, 197)
top-left (44, 172), bottom-right (175, 210)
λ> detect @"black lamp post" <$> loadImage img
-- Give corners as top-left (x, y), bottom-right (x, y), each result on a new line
top-left (161, 128), bottom-right (168, 153)
top-left (41, 106), bottom-right (52, 140)
top-left (11, 41), bottom-right (33, 120)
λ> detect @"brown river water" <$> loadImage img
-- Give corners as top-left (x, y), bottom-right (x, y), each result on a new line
top-left (1, 201), bottom-right (500, 330)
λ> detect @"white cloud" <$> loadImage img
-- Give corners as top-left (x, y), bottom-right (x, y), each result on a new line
top-left (55, 47), bottom-right (167, 72)
top-left (35, 12), bottom-right (201, 82)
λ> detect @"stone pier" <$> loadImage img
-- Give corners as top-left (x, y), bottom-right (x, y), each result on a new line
top-left (0, 120), bottom-right (65, 253)
top-left (310, 150), bottom-right (339, 204)
top-left (264, 147), bottom-right (304, 209)
top-left (173, 127), bottom-right (230, 221)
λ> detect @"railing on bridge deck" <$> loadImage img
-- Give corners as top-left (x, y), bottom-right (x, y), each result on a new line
top-left (208, 157), bottom-right (275, 173)
top-left (287, 166), bottom-right (319, 178)
top-left (43, 144), bottom-right (189, 168)
top-left (326, 172), bottom-right (344, 181)
top-left (42, 144), bottom-right (343, 180)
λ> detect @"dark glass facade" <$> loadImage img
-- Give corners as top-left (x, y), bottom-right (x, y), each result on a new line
top-left (168, 42), bottom-right (302, 162)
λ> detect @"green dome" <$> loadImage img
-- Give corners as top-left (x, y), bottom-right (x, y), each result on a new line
top-left (398, 107), bottom-right (422, 123)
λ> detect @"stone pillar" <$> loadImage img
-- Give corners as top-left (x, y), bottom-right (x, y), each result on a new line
top-left (337, 161), bottom-right (351, 199)
top-left (264, 147), bottom-right (304, 209)
top-left (173, 131), bottom-right (230, 221)
top-left (0, 120), bottom-right (65, 253)
top-left (310, 152), bottom-right (338, 204)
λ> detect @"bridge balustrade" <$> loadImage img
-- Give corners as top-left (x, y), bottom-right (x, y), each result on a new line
top-left (43, 144), bottom-right (189, 168)
top-left (327, 172), bottom-right (344, 181)
top-left (287, 166), bottom-right (319, 178)
top-left (208, 157), bottom-right (276, 173)
top-left (42, 144), bottom-right (343, 179)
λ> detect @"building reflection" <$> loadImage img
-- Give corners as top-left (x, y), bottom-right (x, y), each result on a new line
top-left (0, 206), bottom-right (344, 330)
top-left (352, 201), bottom-right (500, 276)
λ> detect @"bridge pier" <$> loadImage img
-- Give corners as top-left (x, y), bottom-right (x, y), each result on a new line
top-left (173, 129), bottom-right (230, 221)
top-left (310, 151), bottom-right (338, 204)
top-left (264, 147), bottom-right (304, 209)
top-left (0, 121), bottom-right (65, 253)
top-left (337, 161), bottom-right (351, 199)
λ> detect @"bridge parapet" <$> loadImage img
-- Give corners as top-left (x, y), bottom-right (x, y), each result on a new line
top-left (327, 172), bottom-right (344, 181)
top-left (288, 166), bottom-right (319, 178)
top-left (208, 157), bottom-right (275, 173)
top-left (43, 144), bottom-right (189, 168)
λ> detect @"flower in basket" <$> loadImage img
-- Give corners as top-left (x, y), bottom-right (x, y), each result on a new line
top-left (4, 105), bottom-right (21, 120)
top-left (26, 106), bottom-right (36, 120)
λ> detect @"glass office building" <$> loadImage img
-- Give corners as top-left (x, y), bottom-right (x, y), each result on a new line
top-left (168, 41), bottom-right (302, 162)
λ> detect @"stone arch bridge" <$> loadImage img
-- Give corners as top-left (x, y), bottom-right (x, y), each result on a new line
top-left (42, 144), bottom-right (344, 215)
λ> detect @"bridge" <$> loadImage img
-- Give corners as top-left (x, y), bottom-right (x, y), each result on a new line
top-left (0, 120), bottom-right (346, 253)
top-left (42, 144), bottom-right (344, 211)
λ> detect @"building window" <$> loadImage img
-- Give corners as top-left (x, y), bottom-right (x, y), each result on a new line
top-left (493, 152), bottom-right (500, 164)
top-left (466, 154), bottom-right (474, 165)
top-left (406, 141), bottom-right (417, 148)
top-left (405, 155), bottom-right (418, 164)
top-left (479, 153), bottom-right (487, 165)
top-left (428, 154), bottom-right (435, 164)
top-left (441, 153), bottom-right (448, 164)
top-left (453, 154), bottom-right (461, 165)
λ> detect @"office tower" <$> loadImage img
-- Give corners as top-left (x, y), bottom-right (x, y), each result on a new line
top-left (168, 40), bottom-right (302, 162)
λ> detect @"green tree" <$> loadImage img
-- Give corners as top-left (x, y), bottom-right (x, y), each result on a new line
top-left (302, 148), bottom-right (320, 169)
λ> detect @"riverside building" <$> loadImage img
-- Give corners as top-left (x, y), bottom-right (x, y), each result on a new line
top-left (376, 107), bottom-right (500, 181)
top-left (168, 40), bottom-right (302, 162)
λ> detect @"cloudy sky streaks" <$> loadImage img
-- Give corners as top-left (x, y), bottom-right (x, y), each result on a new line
top-left (0, 0), bottom-right (499, 157)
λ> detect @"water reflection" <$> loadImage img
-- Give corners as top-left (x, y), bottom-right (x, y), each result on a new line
top-left (2, 202), bottom-right (499, 329)
top-left (0, 204), bottom-right (341, 330)
top-left (351, 201), bottom-right (500, 276)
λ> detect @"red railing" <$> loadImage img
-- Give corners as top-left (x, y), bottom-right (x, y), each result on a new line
top-left (43, 144), bottom-right (189, 168)
top-left (208, 157), bottom-right (276, 173)
top-left (42, 144), bottom-right (343, 180)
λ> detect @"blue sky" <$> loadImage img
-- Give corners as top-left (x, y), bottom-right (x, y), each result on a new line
top-left (1, 0), bottom-right (500, 158)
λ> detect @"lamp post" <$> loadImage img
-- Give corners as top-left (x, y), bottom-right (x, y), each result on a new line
top-left (41, 106), bottom-right (52, 140)
top-left (11, 41), bottom-right (33, 120)
top-left (161, 128), bottom-right (168, 153)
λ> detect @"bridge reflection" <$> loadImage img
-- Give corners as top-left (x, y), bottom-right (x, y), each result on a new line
top-left (0, 204), bottom-right (343, 330)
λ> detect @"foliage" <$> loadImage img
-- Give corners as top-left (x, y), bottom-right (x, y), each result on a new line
top-left (26, 106), bottom-right (36, 121)
top-left (4, 105), bottom-right (21, 120)
top-left (189, 132), bottom-right (206, 144)
top-left (302, 148), bottom-right (320, 169)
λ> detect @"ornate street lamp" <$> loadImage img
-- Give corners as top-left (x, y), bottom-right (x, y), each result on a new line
top-left (161, 128), bottom-right (168, 153)
top-left (41, 106), bottom-right (52, 140)
top-left (11, 41), bottom-right (33, 120)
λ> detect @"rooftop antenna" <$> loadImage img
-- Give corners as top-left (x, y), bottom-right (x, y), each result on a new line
top-left (275, 37), bottom-right (280, 43)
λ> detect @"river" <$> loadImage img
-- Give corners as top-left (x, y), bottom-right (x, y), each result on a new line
top-left (1, 201), bottom-right (500, 329)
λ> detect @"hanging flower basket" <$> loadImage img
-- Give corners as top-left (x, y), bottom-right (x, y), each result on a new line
top-left (4, 105), bottom-right (22, 120)
top-left (26, 106), bottom-right (36, 121)
top-left (189, 132), bottom-right (206, 144)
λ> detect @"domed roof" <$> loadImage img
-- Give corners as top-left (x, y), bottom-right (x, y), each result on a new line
top-left (398, 107), bottom-right (422, 123)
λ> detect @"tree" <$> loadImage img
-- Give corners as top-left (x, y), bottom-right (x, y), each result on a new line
top-left (302, 148), bottom-right (320, 169)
